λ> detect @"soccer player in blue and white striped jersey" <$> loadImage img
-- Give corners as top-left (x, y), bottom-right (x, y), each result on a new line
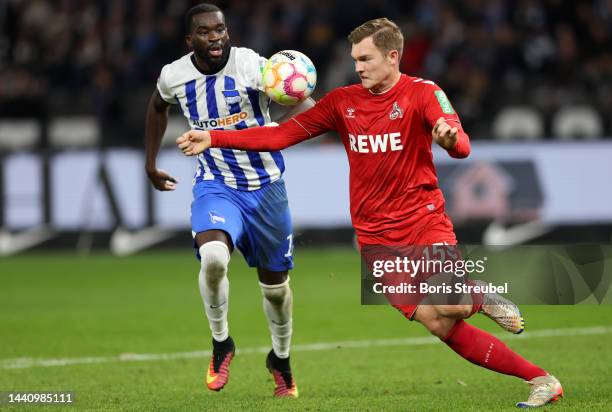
top-left (144, 3), bottom-right (311, 398)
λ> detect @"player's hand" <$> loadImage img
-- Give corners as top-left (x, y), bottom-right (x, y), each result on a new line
top-left (432, 117), bottom-right (458, 150)
top-left (146, 168), bottom-right (178, 191)
top-left (176, 130), bottom-right (211, 156)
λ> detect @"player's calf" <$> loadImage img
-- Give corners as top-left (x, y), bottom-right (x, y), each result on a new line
top-left (260, 278), bottom-right (293, 359)
top-left (199, 241), bottom-right (231, 342)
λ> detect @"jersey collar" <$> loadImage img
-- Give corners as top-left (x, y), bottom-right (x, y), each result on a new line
top-left (190, 48), bottom-right (233, 76)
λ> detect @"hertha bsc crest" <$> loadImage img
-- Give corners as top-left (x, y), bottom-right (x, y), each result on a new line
top-left (389, 102), bottom-right (403, 120)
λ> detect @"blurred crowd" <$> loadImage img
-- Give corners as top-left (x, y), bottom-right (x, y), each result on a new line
top-left (1, 0), bottom-right (611, 145)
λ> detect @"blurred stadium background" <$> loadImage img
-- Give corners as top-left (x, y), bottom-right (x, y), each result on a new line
top-left (2, 2), bottom-right (612, 410)
top-left (1, 0), bottom-right (612, 255)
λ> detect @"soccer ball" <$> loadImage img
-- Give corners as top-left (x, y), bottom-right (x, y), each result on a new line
top-left (262, 50), bottom-right (317, 106)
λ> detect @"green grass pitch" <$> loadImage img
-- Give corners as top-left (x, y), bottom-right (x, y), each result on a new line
top-left (1, 248), bottom-right (611, 411)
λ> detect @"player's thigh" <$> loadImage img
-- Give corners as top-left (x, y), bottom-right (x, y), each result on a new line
top-left (194, 230), bottom-right (232, 251)
top-left (257, 268), bottom-right (288, 285)
top-left (191, 193), bottom-right (244, 256)
top-left (242, 180), bottom-right (294, 272)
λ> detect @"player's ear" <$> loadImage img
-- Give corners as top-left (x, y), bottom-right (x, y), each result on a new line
top-left (185, 35), bottom-right (193, 48)
top-left (388, 49), bottom-right (399, 65)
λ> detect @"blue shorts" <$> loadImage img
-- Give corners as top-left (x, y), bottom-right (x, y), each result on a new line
top-left (191, 179), bottom-right (294, 272)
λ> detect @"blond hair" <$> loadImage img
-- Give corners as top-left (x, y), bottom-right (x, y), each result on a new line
top-left (348, 18), bottom-right (404, 58)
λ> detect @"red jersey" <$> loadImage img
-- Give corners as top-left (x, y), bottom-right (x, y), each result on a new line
top-left (210, 74), bottom-right (470, 245)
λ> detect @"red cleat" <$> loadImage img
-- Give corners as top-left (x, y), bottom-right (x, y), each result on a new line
top-left (205, 337), bottom-right (235, 391)
top-left (266, 350), bottom-right (298, 398)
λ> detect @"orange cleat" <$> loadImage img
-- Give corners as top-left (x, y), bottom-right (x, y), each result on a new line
top-left (205, 337), bottom-right (235, 391)
top-left (266, 350), bottom-right (298, 398)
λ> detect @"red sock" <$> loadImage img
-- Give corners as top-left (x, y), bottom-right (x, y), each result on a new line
top-left (467, 279), bottom-right (482, 316)
top-left (443, 320), bottom-right (546, 380)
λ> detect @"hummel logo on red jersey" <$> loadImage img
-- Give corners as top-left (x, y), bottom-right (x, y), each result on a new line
top-left (389, 102), bottom-right (403, 120)
top-left (345, 107), bottom-right (356, 118)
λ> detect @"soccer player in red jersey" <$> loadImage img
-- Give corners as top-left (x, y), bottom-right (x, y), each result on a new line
top-left (176, 18), bottom-right (563, 408)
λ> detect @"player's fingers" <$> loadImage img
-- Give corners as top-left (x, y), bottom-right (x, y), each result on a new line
top-left (450, 127), bottom-right (458, 137)
top-left (177, 140), bottom-right (191, 150)
top-left (176, 133), bottom-right (188, 145)
top-left (164, 180), bottom-right (176, 190)
top-left (156, 169), bottom-right (174, 181)
top-left (432, 123), bottom-right (441, 136)
top-left (182, 145), bottom-right (195, 156)
top-left (437, 124), bottom-right (450, 137)
top-left (433, 118), bottom-right (447, 136)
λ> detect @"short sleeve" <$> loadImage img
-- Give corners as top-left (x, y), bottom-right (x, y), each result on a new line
top-left (239, 49), bottom-right (268, 92)
top-left (156, 64), bottom-right (176, 104)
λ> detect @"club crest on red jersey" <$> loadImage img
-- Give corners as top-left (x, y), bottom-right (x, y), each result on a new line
top-left (389, 102), bottom-right (403, 120)
top-left (345, 107), bottom-right (356, 118)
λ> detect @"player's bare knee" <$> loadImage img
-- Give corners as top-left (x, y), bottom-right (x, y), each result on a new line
top-left (260, 278), bottom-right (291, 305)
top-left (420, 317), bottom-right (450, 339)
top-left (435, 304), bottom-right (472, 319)
top-left (414, 305), bottom-right (448, 338)
top-left (199, 241), bottom-right (230, 284)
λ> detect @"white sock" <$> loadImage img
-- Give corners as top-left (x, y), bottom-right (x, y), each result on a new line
top-left (260, 278), bottom-right (293, 359)
top-left (198, 241), bottom-right (230, 342)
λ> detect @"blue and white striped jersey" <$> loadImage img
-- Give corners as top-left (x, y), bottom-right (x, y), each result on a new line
top-left (157, 47), bottom-right (284, 191)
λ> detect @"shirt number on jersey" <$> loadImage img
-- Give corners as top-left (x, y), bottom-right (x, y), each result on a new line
top-left (284, 234), bottom-right (294, 258)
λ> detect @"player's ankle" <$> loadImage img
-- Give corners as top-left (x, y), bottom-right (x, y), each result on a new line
top-left (212, 335), bottom-right (234, 351)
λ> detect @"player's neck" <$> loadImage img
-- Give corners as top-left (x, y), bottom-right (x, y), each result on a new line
top-left (369, 71), bottom-right (402, 95)
top-left (191, 52), bottom-right (229, 75)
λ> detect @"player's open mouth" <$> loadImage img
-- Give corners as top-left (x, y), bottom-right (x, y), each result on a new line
top-left (208, 46), bottom-right (223, 57)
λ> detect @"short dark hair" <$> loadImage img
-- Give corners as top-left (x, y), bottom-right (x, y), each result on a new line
top-left (185, 3), bottom-right (223, 33)
top-left (348, 18), bottom-right (404, 58)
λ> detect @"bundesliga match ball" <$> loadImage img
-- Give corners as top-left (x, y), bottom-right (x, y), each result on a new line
top-left (262, 50), bottom-right (317, 106)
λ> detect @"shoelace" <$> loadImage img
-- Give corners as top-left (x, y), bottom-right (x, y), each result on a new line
top-left (528, 383), bottom-right (553, 401)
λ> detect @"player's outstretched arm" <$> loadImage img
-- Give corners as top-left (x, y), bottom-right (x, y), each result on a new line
top-left (176, 119), bottom-right (305, 155)
top-left (274, 97), bottom-right (316, 123)
top-left (177, 98), bottom-right (335, 155)
top-left (145, 88), bottom-right (178, 191)
top-left (176, 130), bottom-right (213, 156)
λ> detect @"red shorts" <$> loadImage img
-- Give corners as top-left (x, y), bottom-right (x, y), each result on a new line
top-left (359, 209), bottom-right (458, 321)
